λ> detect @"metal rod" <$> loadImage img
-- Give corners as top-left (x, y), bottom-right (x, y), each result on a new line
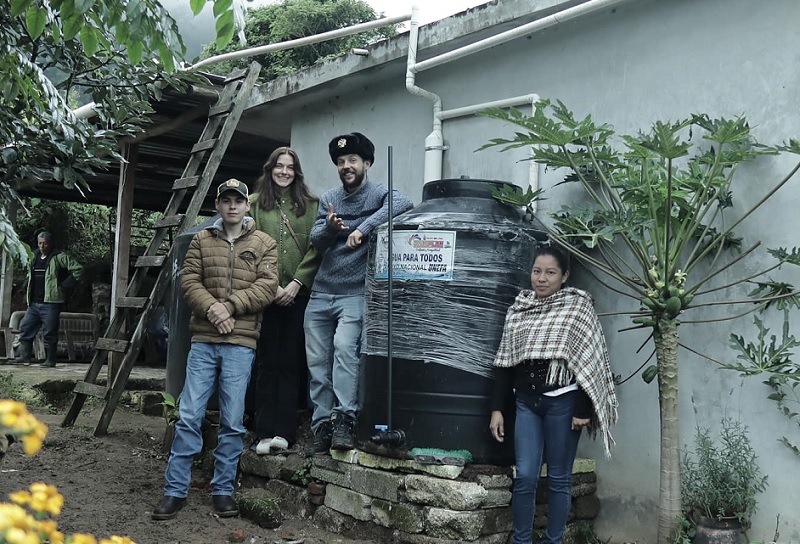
top-left (387, 145), bottom-right (394, 430)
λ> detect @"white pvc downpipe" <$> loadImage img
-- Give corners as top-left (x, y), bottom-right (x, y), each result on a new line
top-left (412, 0), bottom-right (630, 74)
top-left (405, 6), bottom-right (444, 184)
top-left (406, 0), bottom-right (629, 186)
top-left (439, 94), bottom-right (541, 211)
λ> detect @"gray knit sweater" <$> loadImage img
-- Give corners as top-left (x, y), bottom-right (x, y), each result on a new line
top-left (311, 180), bottom-right (413, 295)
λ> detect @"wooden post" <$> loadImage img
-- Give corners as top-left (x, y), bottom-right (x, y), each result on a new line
top-left (0, 202), bottom-right (19, 327)
top-left (109, 143), bottom-right (137, 383)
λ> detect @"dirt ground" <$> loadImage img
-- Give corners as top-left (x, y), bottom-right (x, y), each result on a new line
top-left (1, 404), bottom-right (375, 544)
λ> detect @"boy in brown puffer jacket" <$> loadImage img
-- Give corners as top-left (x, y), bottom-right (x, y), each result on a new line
top-left (153, 179), bottom-right (278, 521)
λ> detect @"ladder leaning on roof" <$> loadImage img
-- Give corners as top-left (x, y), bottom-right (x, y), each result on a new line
top-left (61, 61), bottom-right (262, 436)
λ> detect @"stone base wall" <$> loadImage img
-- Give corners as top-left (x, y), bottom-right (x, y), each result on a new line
top-left (239, 448), bottom-right (599, 543)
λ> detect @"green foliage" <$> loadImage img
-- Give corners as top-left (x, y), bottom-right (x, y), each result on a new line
top-left (16, 200), bottom-right (112, 264)
top-left (1, 0), bottom-right (211, 263)
top-left (290, 466), bottom-right (312, 486)
top-left (481, 99), bottom-right (800, 544)
top-left (480, 98), bottom-right (800, 342)
top-left (672, 513), bottom-right (695, 544)
top-left (159, 392), bottom-right (180, 424)
top-left (199, 0), bottom-right (397, 81)
top-left (0, 372), bottom-right (47, 407)
top-left (681, 418), bottom-right (768, 522)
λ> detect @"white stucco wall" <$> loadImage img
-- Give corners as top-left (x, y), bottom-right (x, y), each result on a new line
top-left (284, 0), bottom-right (800, 541)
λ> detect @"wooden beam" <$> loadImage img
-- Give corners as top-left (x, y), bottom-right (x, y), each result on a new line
top-left (110, 143), bottom-right (137, 380)
top-left (0, 202), bottom-right (18, 327)
top-left (120, 104), bottom-right (209, 145)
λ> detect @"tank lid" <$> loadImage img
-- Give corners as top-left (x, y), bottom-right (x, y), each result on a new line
top-left (422, 178), bottom-right (521, 201)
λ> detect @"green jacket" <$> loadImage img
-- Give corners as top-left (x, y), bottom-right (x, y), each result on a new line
top-left (26, 249), bottom-right (83, 305)
top-left (249, 193), bottom-right (321, 296)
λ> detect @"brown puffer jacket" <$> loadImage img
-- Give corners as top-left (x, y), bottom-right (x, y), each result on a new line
top-left (181, 218), bottom-right (278, 350)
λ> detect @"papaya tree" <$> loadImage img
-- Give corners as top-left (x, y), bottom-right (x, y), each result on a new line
top-left (479, 100), bottom-right (800, 544)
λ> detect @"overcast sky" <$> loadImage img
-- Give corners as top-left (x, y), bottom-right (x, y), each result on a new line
top-left (366, 0), bottom-right (489, 24)
top-left (172, 0), bottom-right (491, 59)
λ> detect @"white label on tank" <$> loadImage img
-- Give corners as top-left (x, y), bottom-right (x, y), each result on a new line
top-left (374, 230), bottom-right (456, 281)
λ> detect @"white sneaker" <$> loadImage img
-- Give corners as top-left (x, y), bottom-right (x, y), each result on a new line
top-left (255, 438), bottom-right (274, 455)
top-left (270, 436), bottom-right (289, 452)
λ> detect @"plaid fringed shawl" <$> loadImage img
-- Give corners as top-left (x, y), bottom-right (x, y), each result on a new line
top-left (493, 287), bottom-right (618, 458)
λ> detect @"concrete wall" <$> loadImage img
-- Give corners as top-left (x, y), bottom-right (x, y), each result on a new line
top-left (285, 0), bottom-right (800, 541)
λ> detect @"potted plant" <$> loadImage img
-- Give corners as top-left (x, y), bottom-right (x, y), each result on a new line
top-left (681, 417), bottom-right (768, 543)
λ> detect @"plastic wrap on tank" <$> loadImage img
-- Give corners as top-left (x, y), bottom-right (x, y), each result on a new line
top-left (365, 206), bottom-right (542, 379)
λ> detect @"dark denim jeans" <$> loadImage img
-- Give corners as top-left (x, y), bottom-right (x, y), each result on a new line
top-left (512, 390), bottom-right (582, 544)
top-left (19, 302), bottom-right (62, 345)
top-left (164, 342), bottom-right (255, 497)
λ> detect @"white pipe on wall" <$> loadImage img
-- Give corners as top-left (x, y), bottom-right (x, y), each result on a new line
top-left (189, 13), bottom-right (411, 71)
top-left (405, 6), bottom-right (444, 183)
top-left (438, 94), bottom-right (541, 211)
top-left (71, 13), bottom-right (412, 120)
top-left (412, 0), bottom-right (630, 74)
top-left (438, 93), bottom-right (539, 120)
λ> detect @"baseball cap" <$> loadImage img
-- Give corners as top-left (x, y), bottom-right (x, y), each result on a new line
top-left (216, 178), bottom-right (249, 199)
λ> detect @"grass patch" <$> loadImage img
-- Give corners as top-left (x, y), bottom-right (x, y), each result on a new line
top-left (0, 371), bottom-right (48, 407)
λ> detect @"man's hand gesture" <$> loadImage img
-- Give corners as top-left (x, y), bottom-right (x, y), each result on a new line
top-left (326, 203), bottom-right (349, 232)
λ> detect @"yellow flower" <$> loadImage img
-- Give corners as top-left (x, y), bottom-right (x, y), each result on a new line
top-left (9, 490), bottom-right (31, 506)
top-left (68, 534), bottom-right (98, 544)
top-left (38, 519), bottom-right (64, 543)
top-left (0, 399), bottom-right (25, 429)
top-left (27, 483), bottom-right (64, 516)
top-left (0, 503), bottom-right (36, 531)
top-left (3, 526), bottom-right (39, 544)
top-left (99, 537), bottom-right (138, 544)
top-left (0, 400), bottom-right (48, 455)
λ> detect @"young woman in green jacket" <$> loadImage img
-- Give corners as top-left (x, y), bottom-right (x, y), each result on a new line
top-left (249, 147), bottom-right (322, 454)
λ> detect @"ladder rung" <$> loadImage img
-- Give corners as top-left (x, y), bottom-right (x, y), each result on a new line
top-left (172, 176), bottom-right (200, 190)
top-left (135, 255), bottom-right (165, 268)
top-left (224, 68), bottom-right (248, 82)
top-left (73, 381), bottom-right (109, 399)
top-left (191, 139), bottom-right (217, 153)
top-left (95, 338), bottom-right (129, 353)
top-left (117, 297), bottom-right (148, 309)
top-left (155, 215), bottom-right (184, 228)
top-left (209, 103), bottom-right (233, 117)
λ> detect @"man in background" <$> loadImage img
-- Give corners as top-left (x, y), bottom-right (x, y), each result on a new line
top-left (11, 231), bottom-right (82, 368)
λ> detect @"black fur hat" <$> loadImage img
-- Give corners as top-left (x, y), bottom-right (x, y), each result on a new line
top-left (328, 132), bottom-right (375, 165)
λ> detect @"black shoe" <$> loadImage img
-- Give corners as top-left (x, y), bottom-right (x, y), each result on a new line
top-left (40, 361), bottom-right (56, 368)
top-left (331, 413), bottom-right (356, 451)
top-left (212, 495), bottom-right (239, 517)
top-left (305, 420), bottom-right (333, 457)
top-left (152, 496), bottom-right (186, 520)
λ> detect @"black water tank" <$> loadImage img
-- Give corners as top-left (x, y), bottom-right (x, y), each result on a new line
top-left (165, 217), bottom-right (217, 404)
top-left (360, 178), bottom-right (545, 465)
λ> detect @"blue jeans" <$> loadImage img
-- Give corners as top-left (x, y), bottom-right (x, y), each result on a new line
top-left (512, 390), bottom-right (581, 544)
top-left (304, 293), bottom-right (365, 431)
top-left (164, 342), bottom-right (254, 498)
top-left (19, 302), bottom-right (62, 345)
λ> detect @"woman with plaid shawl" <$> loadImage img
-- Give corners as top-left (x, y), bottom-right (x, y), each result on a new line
top-left (489, 244), bottom-right (617, 544)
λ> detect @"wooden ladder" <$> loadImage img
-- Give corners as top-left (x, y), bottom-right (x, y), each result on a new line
top-left (62, 62), bottom-right (262, 435)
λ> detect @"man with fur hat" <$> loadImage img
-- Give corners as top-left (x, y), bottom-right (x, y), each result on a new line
top-left (305, 132), bottom-right (413, 455)
top-left (153, 179), bottom-right (278, 521)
